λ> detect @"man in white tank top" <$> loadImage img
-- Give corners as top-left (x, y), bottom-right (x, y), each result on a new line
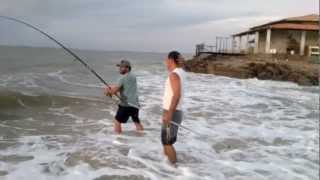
top-left (161, 51), bottom-right (185, 165)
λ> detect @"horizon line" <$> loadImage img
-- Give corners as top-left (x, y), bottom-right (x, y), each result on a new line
top-left (0, 44), bottom-right (194, 55)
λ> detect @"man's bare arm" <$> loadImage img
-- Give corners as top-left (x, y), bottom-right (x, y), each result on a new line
top-left (168, 73), bottom-right (181, 113)
top-left (104, 85), bottom-right (121, 96)
top-left (162, 73), bottom-right (181, 124)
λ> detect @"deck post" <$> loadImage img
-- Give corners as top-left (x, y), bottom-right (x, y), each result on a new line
top-left (300, 31), bottom-right (306, 56)
top-left (265, 28), bottom-right (271, 53)
top-left (246, 33), bottom-right (250, 53)
top-left (254, 31), bottom-right (259, 54)
top-left (239, 36), bottom-right (242, 52)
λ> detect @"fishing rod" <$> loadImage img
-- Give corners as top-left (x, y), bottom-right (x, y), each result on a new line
top-left (0, 15), bottom-right (119, 100)
top-left (170, 121), bottom-right (204, 137)
top-left (1, 16), bottom-right (201, 136)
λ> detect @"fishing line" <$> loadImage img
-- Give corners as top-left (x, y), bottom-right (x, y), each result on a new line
top-left (170, 121), bottom-right (204, 137)
top-left (1, 16), bottom-right (203, 136)
top-left (0, 15), bottom-right (120, 101)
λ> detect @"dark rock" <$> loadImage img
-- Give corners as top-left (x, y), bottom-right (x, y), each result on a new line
top-left (185, 55), bottom-right (319, 86)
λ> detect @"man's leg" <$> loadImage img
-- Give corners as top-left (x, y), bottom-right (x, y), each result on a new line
top-left (134, 122), bottom-right (144, 131)
top-left (131, 107), bottom-right (143, 132)
top-left (161, 124), bottom-right (177, 165)
top-left (114, 119), bottom-right (122, 134)
top-left (115, 105), bottom-right (130, 134)
top-left (161, 111), bottom-right (182, 165)
top-left (163, 145), bottom-right (177, 164)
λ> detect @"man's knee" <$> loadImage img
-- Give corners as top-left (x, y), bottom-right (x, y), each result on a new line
top-left (114, 120), bottom-right (122, 133)
top-left (134, 122), bottom-right (144, 131)
top-left (161, 126), bottom-right (177, 145)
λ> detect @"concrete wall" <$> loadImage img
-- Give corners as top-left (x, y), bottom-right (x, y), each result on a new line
top-left (256, 29), bottom-right (318, 55)
top-left (306, 31), bottom-right (318, 46)
top-left (305, 31), bottom-right (319, 56)
top-left (272, 30), bottom-right (300, 54)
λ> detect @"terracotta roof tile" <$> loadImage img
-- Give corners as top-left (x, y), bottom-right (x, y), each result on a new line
top-left (233, 14), bottom-right (319, 36)
top-left (285, 14), bottom-right (319, 22)
top-left (270, 23), bottom-right (319, 30)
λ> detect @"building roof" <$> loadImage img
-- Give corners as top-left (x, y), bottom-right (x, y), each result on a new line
top-left (269, 23), bottom-right (318, 31)
top-left (233, 14), bottom-right (319, 36)
top-left (285, 14), bottom-right (319, 22)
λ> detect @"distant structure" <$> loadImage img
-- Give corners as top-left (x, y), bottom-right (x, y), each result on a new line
top-left (195, 37), bottom-right (242, 56)
top-left (195, 14), bottom-right (319, 57)
top-left (232, 14), bottom-right (319, 56)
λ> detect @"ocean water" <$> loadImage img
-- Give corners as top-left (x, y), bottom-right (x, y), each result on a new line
top-left (0, 46), bottom-right (318, 180)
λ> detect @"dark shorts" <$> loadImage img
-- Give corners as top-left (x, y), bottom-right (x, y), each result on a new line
top-left (115, 105), bottom-right (140, 124)
top-left (161, 110), bottom-right (183, 145)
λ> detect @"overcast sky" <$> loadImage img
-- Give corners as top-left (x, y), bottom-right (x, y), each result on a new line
top-left (0, 0), bottom-right (318, 53)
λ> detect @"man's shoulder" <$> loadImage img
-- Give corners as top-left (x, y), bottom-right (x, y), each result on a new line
top-left (120, 73), bottom-right (137, 84)
top-left (169, 72), bottom-right (180, 79)
top-left (127, 72), bottom-right (137, 79)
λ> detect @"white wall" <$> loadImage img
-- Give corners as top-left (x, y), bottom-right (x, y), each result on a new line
top-left (256, 29), bottom-right (318, 55)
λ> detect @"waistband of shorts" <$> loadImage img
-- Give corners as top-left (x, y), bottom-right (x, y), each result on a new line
top-left (163, 109), bottom-right (183, 113)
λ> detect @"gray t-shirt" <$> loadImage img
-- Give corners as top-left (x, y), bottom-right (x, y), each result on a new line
top-left (117, 72), bottom-right (140, 108)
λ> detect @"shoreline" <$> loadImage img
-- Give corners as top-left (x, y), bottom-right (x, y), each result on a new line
top-left (184, 54), bottom-right (319, 86)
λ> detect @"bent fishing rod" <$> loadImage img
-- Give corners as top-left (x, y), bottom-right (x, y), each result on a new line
top-left (0, 15), bottom-right (119, 100)
top-left (0, 16), bottom-right (200, 135)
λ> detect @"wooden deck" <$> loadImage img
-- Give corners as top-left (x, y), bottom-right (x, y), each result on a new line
top-left (197, 51), bottom-right (246, 56)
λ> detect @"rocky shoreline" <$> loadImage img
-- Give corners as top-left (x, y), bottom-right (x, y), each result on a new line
top-left (184, 54), bottom-right (319, 86)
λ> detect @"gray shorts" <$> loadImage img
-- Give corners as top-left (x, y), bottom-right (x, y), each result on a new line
top-left (161, 110), bottom-right (183, 145)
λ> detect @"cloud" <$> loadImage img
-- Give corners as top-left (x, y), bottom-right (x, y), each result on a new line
top-left (0, 0), bottom-right (318, 52)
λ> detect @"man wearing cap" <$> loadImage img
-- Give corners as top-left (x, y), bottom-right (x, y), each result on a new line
top-left (104, 60), bottom-right (143, 134)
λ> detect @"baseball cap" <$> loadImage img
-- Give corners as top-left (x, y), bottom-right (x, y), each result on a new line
top-left (116, 59), bottom-right (131, 68)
